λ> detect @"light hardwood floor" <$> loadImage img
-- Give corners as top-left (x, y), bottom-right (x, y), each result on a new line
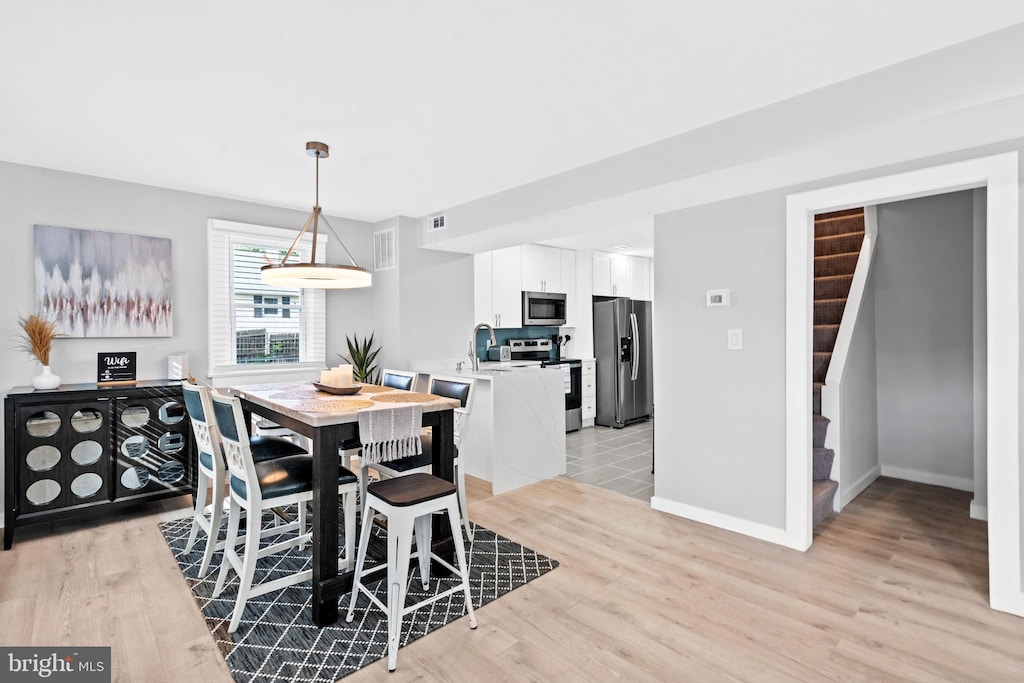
top-left (1, 475), bottom-right (1022, 682)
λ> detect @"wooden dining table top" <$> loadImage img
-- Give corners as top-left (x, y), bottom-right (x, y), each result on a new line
top-left (232, 381), bottom-right (460, 427)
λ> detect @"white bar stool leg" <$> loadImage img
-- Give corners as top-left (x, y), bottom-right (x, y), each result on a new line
top-left (414, 514), bottom-right (432, 589)
top-left (446, 498), bottom-right (477, 629)
top-left (387, 512), bottom-right (415, 672)
top-left (345, 500), bottom-right (376, 623)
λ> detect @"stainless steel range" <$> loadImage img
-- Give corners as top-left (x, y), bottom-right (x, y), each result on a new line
top-left (507, 337), bottom-right (552, 361)
top-left (542, 358), bottom-right (583, 432)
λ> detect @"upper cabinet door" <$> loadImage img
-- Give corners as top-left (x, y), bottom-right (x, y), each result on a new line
top-left (521, 244), bottom-right (564, 292)
top-left (631, 257), bottom-right (652, 301)
top-left (609, 253), bottom-right (632, 298)
top-left (521, 244), bottom-right (545, 292)
top-left (593, 251), bottom-right (612, 296)
top-left (561, 249), bottom-right (577, 327)
top-left (474, 252), bottom-right (493, 324)
top-left (491, 246), bottom-right (523, 328)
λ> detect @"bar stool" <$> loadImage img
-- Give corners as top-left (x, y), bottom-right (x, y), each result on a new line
top-left (373, 374), bottom-right (477, 539)
top-left (345, 473), bottom-right (477, 672)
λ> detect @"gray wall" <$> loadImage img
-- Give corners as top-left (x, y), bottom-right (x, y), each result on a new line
top-left (838, 264), bottom-right (880, 504)
top-left (973, 189), bottom-right (988, 515)
top-left (653, 193), bottom-right (787, 527)
top-left (0, 159), bottom-right (376, 394)
top-left (373, 217), bottom-right (475, 371)
top-left (873, 192), bottom-right (975, 488)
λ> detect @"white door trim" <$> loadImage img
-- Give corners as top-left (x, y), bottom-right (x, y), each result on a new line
top-left (784, 152), bottom-right (1022, 617)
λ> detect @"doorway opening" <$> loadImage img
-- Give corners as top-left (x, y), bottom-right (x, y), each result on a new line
top-left (784, 152), bottom-right (1022, 617)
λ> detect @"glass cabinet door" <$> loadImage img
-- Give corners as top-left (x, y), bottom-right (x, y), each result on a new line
top-left (16, 401), bottom-right (112, 513)
top-left (113, 393), bottom-right (191, 500)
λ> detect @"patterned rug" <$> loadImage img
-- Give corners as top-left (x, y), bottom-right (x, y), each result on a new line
top-left (160, 513), bottom-right (558, 682)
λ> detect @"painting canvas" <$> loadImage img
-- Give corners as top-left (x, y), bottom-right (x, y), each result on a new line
top-left (34, 225), bottom-right (173, 337)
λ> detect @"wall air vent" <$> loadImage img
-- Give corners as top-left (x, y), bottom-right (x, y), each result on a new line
top-left (430, 214), bottom-right (446, 231)
top-left (373, 227), bottom-right (397, 271)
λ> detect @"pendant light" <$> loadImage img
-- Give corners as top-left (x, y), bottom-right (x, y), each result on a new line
top-left (260, 141), bottom-right (372, 289)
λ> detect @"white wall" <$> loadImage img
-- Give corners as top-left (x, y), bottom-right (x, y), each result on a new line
top-left (652, 193), bottom-right (788, 528)
top-left (873, 192), bottom-right (975, 490)
top-left (838, 265), bottom-right (880, 506)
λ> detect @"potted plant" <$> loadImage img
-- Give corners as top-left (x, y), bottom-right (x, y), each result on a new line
top-left (340, 333), bottom-right (382, 385)
top-left (17, 314), bottom-right (65, 390)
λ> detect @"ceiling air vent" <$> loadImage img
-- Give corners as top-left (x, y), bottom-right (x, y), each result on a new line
top-left (373, 227), bottom-right (397, 271)
top-left (429, 214), bottom-right (446, 231)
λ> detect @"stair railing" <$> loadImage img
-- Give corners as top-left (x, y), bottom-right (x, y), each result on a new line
top-left (820, 206), bottom-right (878, 511)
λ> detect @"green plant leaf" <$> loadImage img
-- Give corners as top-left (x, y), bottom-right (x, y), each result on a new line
top-left (339, 332), bottom-right (383, 384)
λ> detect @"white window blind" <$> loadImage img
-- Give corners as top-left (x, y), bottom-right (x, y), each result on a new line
top-left (207, 219), bottom-right (327, 378)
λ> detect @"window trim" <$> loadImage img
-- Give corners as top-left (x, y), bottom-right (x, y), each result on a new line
top-left (207, 219), bottom-right (327, 378)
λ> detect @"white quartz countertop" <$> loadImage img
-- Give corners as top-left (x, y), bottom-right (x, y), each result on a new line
top-left (412, 359), bottom-right (556, 382)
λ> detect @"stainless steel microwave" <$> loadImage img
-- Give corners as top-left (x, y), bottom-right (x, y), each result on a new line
top-left (522, 290), bottom-right (567, 326)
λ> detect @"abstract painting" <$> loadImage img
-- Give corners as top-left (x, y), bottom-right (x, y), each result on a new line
top-left (34, 225), bottom-right (173, 337)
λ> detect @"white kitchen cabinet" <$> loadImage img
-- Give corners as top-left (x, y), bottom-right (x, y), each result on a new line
top-left (593, 251), bottom-right (633, 297)
top-left (474, 252), bottom-right (493, 324)
top-left (474, 248), bottom-right (522, 328)
top-left (582, 360), bottom-right (597, 426)
top-left (521, 244), bottom-right (564, 293)
top-left (631, 256), bottom-right (652, 301)
top-left (491, 246), bottom-right (522, 328)
top-left (609, 254), bottom-right (631, 297)
top-left (561, 249), bottom-right (577, 327)
top-left (592, 252), bottom-right (611, 296)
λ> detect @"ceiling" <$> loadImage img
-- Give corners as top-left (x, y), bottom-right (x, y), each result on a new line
top-left (3, 2), bottom-right (1024, 256)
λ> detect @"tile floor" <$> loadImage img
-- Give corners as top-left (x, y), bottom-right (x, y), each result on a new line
top-left (565, 419), bottom-right (654, 501)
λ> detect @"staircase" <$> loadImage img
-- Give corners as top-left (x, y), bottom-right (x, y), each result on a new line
top-left (812, 208), bottom-right (865, 527)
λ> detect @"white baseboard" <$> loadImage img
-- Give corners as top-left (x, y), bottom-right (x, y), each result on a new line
top-left (970, 499), bottom-right (988, 521)
top-left (651, 496), bottom-right (791, 547)
top-left (879, 465), bottom-right (974, 492)
top-left (840, 465), bottom-right (881, 509)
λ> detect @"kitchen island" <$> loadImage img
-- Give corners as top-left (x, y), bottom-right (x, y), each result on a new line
top-left (411, 360), bottom-right (566, 494)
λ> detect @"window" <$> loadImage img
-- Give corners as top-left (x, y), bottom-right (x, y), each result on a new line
top-left (207, 219), bottom-right (327, 377)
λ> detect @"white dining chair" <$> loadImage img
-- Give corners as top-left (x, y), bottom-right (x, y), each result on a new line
top-left (181, 382), bottom-right (309, 577)
top-left (209, 391), bottom-right (360, 634)
top-left (380, 368), bottom-right (418, 391)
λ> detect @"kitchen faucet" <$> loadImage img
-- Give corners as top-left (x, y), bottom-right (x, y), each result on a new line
top-left (469, 322), bottom-right (497, 372)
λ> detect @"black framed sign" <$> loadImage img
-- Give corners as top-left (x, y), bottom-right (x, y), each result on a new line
top-left (97, 352), bottom-right (137, 385)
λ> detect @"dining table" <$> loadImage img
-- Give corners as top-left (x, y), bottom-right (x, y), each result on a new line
top-left (231, 380), bottom-right (460, 626)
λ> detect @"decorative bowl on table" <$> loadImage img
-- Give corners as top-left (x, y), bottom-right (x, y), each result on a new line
top-left (312, 382), bottom-right (363, 395)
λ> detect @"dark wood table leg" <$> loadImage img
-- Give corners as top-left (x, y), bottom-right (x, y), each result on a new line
top-left (311, 424), bottom-right (341, 626)
top-left (430, 409), bottom-right (457, 565)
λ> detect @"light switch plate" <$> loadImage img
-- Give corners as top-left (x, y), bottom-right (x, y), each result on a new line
top-left (728, 328), bottom-right (743, 350)
top-left (706, 289), bottom-right (730, 307)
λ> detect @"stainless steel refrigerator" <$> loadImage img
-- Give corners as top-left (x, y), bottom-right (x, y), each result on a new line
top-left (594, 297), bottom-right (653, 428)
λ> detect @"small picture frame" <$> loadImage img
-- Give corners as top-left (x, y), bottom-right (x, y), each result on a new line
top-left (97, 352), bottom-right (137, 386)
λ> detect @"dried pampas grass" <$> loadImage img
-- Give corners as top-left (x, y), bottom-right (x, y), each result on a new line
top-left (17, 314), bottom-right (63, 366)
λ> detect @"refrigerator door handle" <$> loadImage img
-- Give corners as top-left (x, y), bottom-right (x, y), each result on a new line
top-left (630, 312), bottom-right (640, 381)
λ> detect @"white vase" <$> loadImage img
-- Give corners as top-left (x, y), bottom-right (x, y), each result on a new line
top-left (32, 364), bottom-right (61, 390)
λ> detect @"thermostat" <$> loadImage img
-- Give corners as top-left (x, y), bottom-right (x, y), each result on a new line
top-left (706, 289), bottom-right (731, 307)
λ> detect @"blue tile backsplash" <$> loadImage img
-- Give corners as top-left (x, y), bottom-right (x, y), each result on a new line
top-left (475, 326), bottom-right (560, 360)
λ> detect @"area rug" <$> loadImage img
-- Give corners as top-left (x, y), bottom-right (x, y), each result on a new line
top-left (160, 513), bottom-right (558, 682)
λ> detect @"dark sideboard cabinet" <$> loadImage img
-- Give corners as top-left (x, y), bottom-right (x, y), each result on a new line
top-left (4, 381), bottom-right (194, 549)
